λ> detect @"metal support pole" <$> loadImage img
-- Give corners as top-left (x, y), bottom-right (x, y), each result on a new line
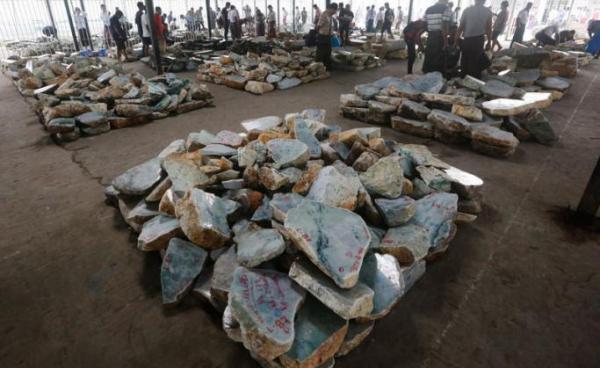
top-left (64, 0), bottom-right (80, 51)
top-left (576, 157), bottom-right (600, 218)
top-left (505, 0), bottom-right (518, 42)
top-left (407, 0), bottom-right (413, 24)
top-left (265, 0), bottom-right (268, 18)
top-left (45, 0), bottom-right (58, 39)
top-left (311, 0), bottom-right (314, 26)
top-left (277, 0), bottom-right (280, 32)
top-left (206, 0), bottom-right (212, 38)
top-left (79, 0), bottom-right (93, 50)
top-left (145, 0), bottom-right (163, 74)
top-left (292, 0), bottom-right (296, 33)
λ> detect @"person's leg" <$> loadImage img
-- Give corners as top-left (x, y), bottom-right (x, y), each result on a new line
top-left (407, 39), bottom-right (415, 74)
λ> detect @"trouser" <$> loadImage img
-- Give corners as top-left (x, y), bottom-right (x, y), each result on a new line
top-left (230, 23), bottom-right (238, 39)
top-left (512, 23), bottom-right (525, 46)
top-left (535, 31), bottom-right (556, 46)
top-left (268, 21), bottom-right (276, 38)
top-left (78, 28), bottom-right (91, 47)
top-left (103, 26), bottom-right (112, 47)
top-left (316, 34), bottom-right (332, 70)
top-left (423, 31), bottom-right (444, 73)
top-left (381, 22), bottom-right (392, 37)
top-left (224, 21), bottom-right (230, 40)
top-left (340, 24), bottom-right (350, 45)
top-left (366, 19), bottom-right (374, 33)
top-left (406, 39), bottom-right (416, 74)
top-left (460, 35), bottom-right (485, 78)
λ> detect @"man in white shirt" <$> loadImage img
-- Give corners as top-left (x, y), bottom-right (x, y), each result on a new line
top-left (366, 6), bottom-right (375, 33)
top-left (395, 6), bottom-right (404, 31)
top-left (228, 5), bottom-right (241, 39)
top-left (511, 2), bottom-right (532, 47)
top-left (100, 4), bottom-right (112, 48)
top-left (74, 7), bottom-right (91, 49)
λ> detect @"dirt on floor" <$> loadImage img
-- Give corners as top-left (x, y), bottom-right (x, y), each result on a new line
top-left (0, 59), bottom-right (599, 368)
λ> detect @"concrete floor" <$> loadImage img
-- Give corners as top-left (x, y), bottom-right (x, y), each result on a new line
top-left (0, 59), bottom-right (599, 368)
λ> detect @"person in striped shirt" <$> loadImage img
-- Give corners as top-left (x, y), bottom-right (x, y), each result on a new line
top-left (422, 0), bottom-right (453, 74)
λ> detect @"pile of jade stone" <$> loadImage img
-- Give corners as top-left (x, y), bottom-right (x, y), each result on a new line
top-left (196, 49), bottom-right (329, 95)
top-left (340, 71), bottom-right (570, 158)
top-left (3, 55), bottom-right (213, 142)
top-left (105, 108), bottom-right (483, 367)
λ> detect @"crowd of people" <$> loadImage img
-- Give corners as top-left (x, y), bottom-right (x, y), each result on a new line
top-left (401, 0), bottom-right (600, 79)
top-left (76, 0), bottom-right (598, 73)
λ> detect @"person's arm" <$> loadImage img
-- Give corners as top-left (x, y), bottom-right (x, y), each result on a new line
top-left (454, 11), bottom-right (465, 46)
top-left (485, 15), bottom-right (493, 50)
top-left (417, 29), bottom-right (425, 51)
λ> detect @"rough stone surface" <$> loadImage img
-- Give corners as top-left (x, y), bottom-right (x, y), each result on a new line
top-left (391, 116), bottom-right (435, 138)
top-left (161, 238), bottom-right (208, 305)
top-left (162, 151), bottom-right (210, 194)
top-left (137, 215), bottom-right (183, 251)
top-left (451, 104), bottom-right (483, 122)
top-left (175, 189), bottom-right (232, 249)
top-left (335, 321), bottom-right (375, 357)
top-left (235, 228), bottom-right (286, 267)
top-left (229, 267), bottom-right (306, 361)
top-left (307, 166), bottom-right (361, 210)
top-left (278, 296), bottom-right (348, 368)
top-left (374, 197), bottom-right (417, 227)
top-left (211, 246), bottom-right (240, 303)
top-left (270, 193), bottom-right (305, 222)
top-left (284, 200), bottom-right (371, 289)
top-left (359, 156), bottom-right (405, 199)
top-left (267, 139), bottom-right (310, 169)
top-left (289, 260), bottom-right (374, 320)
top-left (358, 253), bottom-right (404, 320)
top-left (399, 100), bottom-right (431, 120)
top-left (112, 158), bottom-right (163, 196)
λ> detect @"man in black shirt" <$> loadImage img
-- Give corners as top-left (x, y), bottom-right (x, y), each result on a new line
top-left (134, 2), bottom-right (149, 56)
top-left (221, 2), bottom-right (231, 42)
top-left (339, 4), bottom-right (354, 46)
top-left (381, 3), bottom-right (394, 39)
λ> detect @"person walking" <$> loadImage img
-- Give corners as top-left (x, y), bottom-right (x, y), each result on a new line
top-left (366, 6), bottom-right (375, 33)
top-left (74, 8), bottom-right (91, 49)
top-left (135, 2), bottom-right (149, 56)
top-left (153, 6), bottom-right (166, 52)
top-left (267, 5), bottom-right (277, 38)
top-left (339, 4), bottom-right (354, 46)
top-left (221, 3), bottom-right (231, 41)
top-left (511, 2), bottom-right (532, 47)
top-left (381, 3), bottom-right (394, 39)
top-left (395, 6), bottom-right (403, 31)
top-left (110, 9), bottom-right (127, 61)
top-left (313, 4), bottom-right (321, 30)
top-left (256, 9), bottom-right (266, 36)
top-left (282, 7), bottom-right (288, 31)
top-left (197, 7), bottom-right (206, 30)
top-left (491, 1), bottom-right (509, 51)
top-left (100, 4), bottom-right (112, 48)
top-left (229, 5), bottom-right (241, 39)
top-left (301, 7), bottom-right (308, 30)
top-left (375, 7), bottom-right (385, 34)
top-left (316, 2), bottom-right (338, 70)
top-left (455, 0), bottom-right (492, 78)
top-left (423, 0), bottom-right (452, 74)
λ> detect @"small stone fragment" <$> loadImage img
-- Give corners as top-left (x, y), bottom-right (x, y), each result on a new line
top-left (359, 156), bottom-right (405, 199)
top-left (112, 157), bottom-right (163, 196)
top-left (236, 228), bottom-right (286, 267)
top-left (137, 215), bottom-right (183, 251)
top-left (175, 189), bottom-right (232, 249)
top-left (375, 197), bottom-right (417, 227)
top-left (161, 238), bottom-right (208, 305)
top-left (229, 267), bottom-right (306, 361)
top-left (358, 253), bottom-right (404, 320)
top-left (289, 260), bottom-right (374, 320)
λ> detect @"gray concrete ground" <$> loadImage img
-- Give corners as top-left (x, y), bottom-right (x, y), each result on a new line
top-left (0, 59), bottom-right (599, 368)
